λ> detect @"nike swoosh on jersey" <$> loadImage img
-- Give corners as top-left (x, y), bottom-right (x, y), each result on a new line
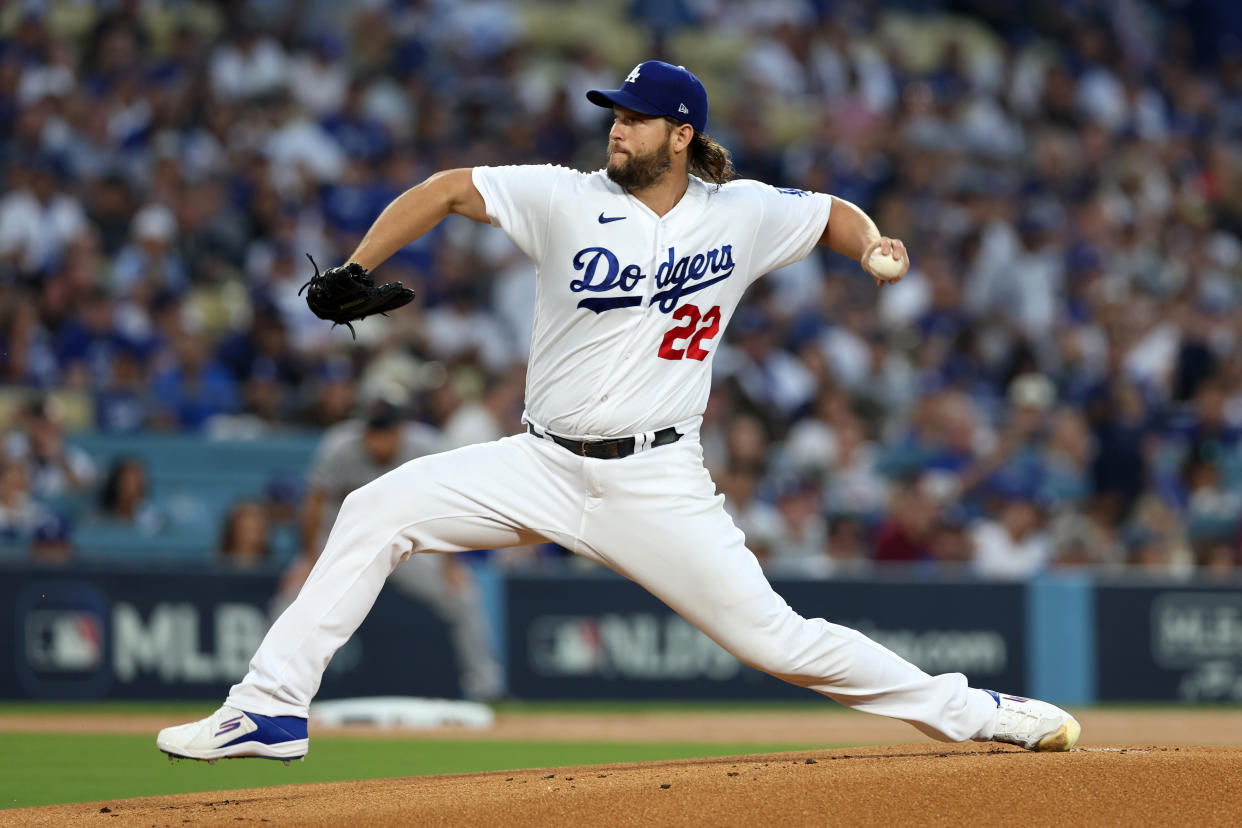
top-left (597, 213), bottom-right (626, 224)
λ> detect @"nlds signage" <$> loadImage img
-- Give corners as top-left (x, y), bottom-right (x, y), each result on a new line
top-left (528, 614), bottom-right (740, 681)
top-left (524, 613), bottom-right (1008, 683)
top-left (506, 575), bottom-right (1029, 699)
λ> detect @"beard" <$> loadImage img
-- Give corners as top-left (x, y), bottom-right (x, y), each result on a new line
top-left (606, 140), bottom-right (672, 191)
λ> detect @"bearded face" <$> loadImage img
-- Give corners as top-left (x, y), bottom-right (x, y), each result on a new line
top-left (606, 127), bottom-right (674, 191)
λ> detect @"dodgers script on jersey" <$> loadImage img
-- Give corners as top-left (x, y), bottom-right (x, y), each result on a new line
top-left (472, 165), bottom-right (833, 439)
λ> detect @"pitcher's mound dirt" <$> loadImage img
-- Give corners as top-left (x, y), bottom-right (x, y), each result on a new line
top-left (10, 743), bottom-right (1241, 827)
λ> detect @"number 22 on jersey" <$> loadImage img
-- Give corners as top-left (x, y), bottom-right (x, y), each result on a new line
top-left (658, 304), bottom-right (721, 361)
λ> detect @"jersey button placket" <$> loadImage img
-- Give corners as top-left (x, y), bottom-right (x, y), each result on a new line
top-left (590, 215), bottom-right (653, 410)
top-left (647, 221), bottom-right (663, 315)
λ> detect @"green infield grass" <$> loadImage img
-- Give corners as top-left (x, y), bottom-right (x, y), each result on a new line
top-left (0, 732), bottom-right (819, 810)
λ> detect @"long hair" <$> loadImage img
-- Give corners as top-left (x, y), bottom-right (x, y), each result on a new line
top-left (99, 456), bottom-right (146, 513)
top-left (665, 117), bottom-right (735, 187)
top-left (688, 131), bottom-right (736, 186)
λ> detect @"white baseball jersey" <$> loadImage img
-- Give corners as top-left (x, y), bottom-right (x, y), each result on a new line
top-left (471, 166), bottom-right (833, 438)
top-left (228, 163), bottom-right (1003, 748)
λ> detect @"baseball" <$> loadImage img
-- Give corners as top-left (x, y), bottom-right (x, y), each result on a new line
top-left (867, 248), bottom-right (905, 281)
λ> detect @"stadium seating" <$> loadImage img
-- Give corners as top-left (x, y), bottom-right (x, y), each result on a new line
top-left (64, 432), bottom-right (320, 566)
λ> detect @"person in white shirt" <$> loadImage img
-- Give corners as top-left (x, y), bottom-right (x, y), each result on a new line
top-left (971, 488), bottom-right (1052, 579)
top-left (159, 61), bottom-right (1079, 763)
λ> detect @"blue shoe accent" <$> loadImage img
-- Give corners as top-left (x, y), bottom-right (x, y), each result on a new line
top-left (157, 706), bottom-right (309, 762)
top-left (222, 713), bottom-right (307, 750)
top-left (983, 689), bottom-right (1031, 706)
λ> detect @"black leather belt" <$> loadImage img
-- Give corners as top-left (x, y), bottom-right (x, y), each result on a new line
top-left (526, 423), bottom-right (682, 459)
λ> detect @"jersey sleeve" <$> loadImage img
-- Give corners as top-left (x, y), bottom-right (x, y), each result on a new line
top-left (471, 165), bottom-right (573, 263)
top-left (744, 181), bottom-right (834, 280)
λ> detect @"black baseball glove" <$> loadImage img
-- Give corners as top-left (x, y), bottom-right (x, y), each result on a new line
top-left (299, 254), bottom-right (416, 338)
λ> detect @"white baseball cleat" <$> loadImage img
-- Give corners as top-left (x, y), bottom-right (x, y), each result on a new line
top-left (984, 690), bottom-right (1081, 752)
top-left (157, 705), bottom-right (308, 764)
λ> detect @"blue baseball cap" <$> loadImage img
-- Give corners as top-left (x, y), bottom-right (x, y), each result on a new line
top-left (587, 61), bottom-right (708, 134)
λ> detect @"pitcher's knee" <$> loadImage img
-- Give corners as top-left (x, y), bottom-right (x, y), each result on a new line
top-left (727, 616), bottom-right (851, 685)
top-left (751, 650), bottom-right (833, 684)
top-left (330, 484), bottom-right (421, 563)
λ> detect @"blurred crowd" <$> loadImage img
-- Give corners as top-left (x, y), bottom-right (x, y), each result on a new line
top-left (3, 0), bottom-right (1242, 582)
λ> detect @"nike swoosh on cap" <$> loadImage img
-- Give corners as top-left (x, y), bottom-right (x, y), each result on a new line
top-left (598, 213), bottom-right (626, 224)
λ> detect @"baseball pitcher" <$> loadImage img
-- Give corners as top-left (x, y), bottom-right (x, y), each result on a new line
top-left (159, 61), bottom-right (1079, 763)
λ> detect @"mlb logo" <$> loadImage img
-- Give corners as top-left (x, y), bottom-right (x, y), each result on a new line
top-left (26, 610), bottom-right (104, 672)
top-left (529, 616), bottom-right (605, 677)
top-left (16, 581), bottom-right (112, 698)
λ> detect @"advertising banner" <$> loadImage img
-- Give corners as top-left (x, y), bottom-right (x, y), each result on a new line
top-left (506, 574), bottom-right (1027, 700)
top-left (1096, 583), bottom-right (1242, 702)
top-left (0, 565), bottom-right (459, 701)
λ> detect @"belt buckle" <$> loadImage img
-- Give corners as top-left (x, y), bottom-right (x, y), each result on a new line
top-left (585, 439), bottom-right (621, 459)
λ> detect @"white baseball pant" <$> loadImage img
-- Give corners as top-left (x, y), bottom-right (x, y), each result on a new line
top-left (226, 430), bottom-right (999, 742)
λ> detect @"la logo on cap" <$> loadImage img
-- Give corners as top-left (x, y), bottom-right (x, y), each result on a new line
top-left (586, 60), bottom-right (709, 134)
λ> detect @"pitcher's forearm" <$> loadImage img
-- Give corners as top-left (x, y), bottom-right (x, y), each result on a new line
top-left (821, 195), bottom-right (882, 262)
top-left (348, 168), bottom-right (487, 271)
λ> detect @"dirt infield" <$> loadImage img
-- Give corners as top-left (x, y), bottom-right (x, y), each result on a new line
top-left (9, 744), bottom-right (1242, 827)
top-left (4, 708), bottom-right (1242, 826)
